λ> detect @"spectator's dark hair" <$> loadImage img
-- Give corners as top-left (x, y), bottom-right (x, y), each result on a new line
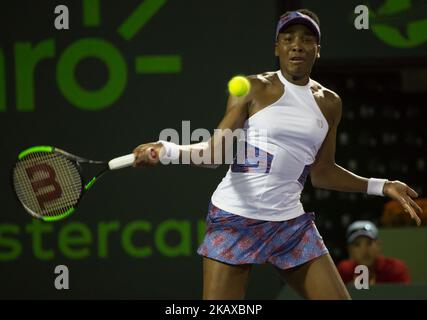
top-left (281, 8), bottom-right (320, 27)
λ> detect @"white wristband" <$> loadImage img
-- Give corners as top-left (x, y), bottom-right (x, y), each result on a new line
top-left (156, 140), bottom-right (180, 162)
top-left (367, 178), bottom-right (388, 196)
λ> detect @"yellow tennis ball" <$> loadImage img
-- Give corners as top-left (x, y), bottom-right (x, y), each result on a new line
top-left (228, 76), bottom-right (251, 97)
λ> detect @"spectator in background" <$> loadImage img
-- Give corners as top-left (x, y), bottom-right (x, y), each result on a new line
top-left (337, 221), bottom-right (411, 285)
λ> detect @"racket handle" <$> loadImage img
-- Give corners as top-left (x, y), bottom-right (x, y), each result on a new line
top-left (108, 154), bottom-right (135, 170)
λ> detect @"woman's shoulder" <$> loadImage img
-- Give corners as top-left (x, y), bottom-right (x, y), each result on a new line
top-left (245, 71), bottom-right (281, 95)
top-left (310, 78), bottom-right (342, 123)
top-left (248, 71), bottom-right (277, 84)
top-left (310, 79), bottom-right (340, 102)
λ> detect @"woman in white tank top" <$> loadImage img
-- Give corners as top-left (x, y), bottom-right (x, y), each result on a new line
top-left (132, 10), bottom-right (422, 300)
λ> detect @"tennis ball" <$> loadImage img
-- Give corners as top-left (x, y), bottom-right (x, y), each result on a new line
top-left (228, 76), bottom-right (251, 97)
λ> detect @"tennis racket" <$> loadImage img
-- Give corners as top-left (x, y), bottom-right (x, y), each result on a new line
top-left (11, 145), bottom-right (155, 222)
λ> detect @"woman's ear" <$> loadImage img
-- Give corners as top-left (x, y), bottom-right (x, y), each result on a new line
top-left (274, 42), bottom-right (279, 57)
top-left (316, 45), bottom-right (321, 59)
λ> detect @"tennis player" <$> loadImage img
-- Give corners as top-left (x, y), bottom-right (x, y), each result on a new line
top-left (132, 9), bottom-right (422, 299)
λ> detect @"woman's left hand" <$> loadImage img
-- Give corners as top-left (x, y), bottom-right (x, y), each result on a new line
top-left (383, 180), bottom-right (423, 226)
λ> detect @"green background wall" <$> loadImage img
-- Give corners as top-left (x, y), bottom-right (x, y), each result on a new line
top-left (0, 0), bottom-right (278, 299)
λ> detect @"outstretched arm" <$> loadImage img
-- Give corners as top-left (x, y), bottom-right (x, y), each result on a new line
top-left (133, 76), bottom-right (261, 169)
top-left (310, 95), bottom-right (422, 225)
top-left (178, 89), bottom-right (252, 168)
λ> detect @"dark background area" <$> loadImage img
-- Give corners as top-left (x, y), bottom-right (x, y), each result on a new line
top-left (1, 0), bottom-right (426, 299)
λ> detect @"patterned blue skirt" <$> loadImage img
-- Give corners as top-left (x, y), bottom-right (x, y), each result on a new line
top-left (197, 202), bottom-right (328, 269)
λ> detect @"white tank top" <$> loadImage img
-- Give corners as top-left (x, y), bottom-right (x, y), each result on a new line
top-left (211, 70), bottom-right (329, 221)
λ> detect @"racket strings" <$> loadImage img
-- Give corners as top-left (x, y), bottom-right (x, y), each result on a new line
top-left (13, 152), bottom-right (82, 218)
top-left (15, 152), bottom-right (80, 217)
top-left (33, 152), bottom-right (82, 216)
top-left (48, 153), bottom-right (81, 215)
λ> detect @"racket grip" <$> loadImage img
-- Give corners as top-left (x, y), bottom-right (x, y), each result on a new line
top-left (108, 154), bottom-right (135, 170)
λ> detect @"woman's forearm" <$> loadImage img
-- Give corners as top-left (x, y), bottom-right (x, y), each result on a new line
top-left (178, 141), bottom-right (219, 169)
top-left (175, 131), bottom-right (234, 168)
top-left (310, 163), bottom-right (369, 193)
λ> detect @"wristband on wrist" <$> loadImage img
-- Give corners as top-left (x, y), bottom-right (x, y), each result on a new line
top-left (156, 140), bottom-right (180, 162)
top-left (367, 178), bottom-right (388, 196)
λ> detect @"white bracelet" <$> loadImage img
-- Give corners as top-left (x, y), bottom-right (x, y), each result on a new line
top-left (367, 178), bottom-right (388, 196)
top-left (156, 140), bottom-right (180, 162)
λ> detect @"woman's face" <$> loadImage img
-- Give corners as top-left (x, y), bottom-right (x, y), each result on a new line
top-left (275, 24), bottom-right (320, 81)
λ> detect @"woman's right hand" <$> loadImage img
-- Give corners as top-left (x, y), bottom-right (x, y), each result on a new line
top-left (132, 142), bottom-right (163, 167)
